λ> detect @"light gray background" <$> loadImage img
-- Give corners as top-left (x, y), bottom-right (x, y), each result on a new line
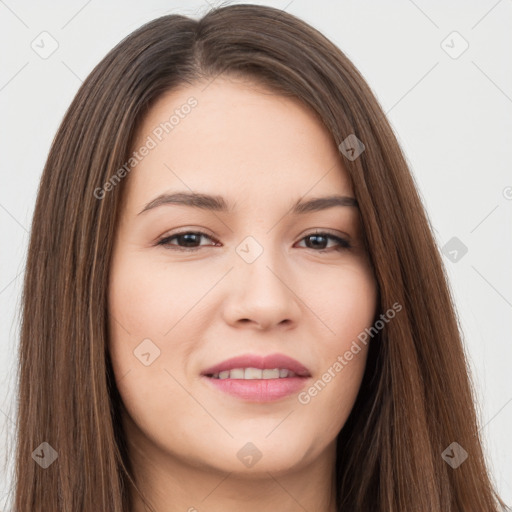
top-left (1, 0), bottom-right (511, 509)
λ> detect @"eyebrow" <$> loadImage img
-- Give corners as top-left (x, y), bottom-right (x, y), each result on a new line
top-left (137, 191), bottom-right (358, 215)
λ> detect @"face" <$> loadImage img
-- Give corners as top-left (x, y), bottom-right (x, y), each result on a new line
top-left (107, 76), bottom-right (378, 479)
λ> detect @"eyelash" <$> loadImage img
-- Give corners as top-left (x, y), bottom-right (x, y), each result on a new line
top-left (156, 230), bottom-right (352, 253)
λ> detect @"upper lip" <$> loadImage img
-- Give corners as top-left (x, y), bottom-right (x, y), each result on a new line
top-left (201, 353), bottom-right (311, 377)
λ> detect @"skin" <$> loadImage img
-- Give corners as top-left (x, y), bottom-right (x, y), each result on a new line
top-left (107, 75), bottom-right (378, 512)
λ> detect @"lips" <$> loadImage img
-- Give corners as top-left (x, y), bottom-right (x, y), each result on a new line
top-left (201, 353), bottom-right (311, 402)
top-left (201, 353), bottom-right (311, 378)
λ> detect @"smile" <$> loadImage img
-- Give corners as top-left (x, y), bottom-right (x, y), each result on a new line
top-left (209, 367), bottom-right (298, 379)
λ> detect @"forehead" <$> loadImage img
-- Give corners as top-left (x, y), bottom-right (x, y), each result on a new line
top-left (124, 76), bottom-right (353, 213)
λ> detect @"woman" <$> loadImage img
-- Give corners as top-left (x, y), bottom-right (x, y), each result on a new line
top-left (13, 3), bottom-right (507, 511)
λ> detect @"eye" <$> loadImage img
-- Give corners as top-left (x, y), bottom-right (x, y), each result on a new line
top-left (157, 230), bottom-right (351, 253)
top-left (157, 231), bottom-right (219, 252)
top-left (296, 231), bottom-right (351, 252)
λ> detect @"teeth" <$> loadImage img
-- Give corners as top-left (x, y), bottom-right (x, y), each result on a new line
top-left (262, 368), bottom-right (280, 379)
top-left (229, 368), bottom-right (244, 379)
top-left (210, 367), bottom-right (298, 380)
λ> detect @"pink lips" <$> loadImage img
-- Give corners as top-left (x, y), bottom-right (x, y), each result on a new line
top-left (201, 353), bottom-right (311, 402)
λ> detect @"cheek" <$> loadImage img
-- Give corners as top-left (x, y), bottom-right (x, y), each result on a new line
top-left (307, 258), bottom-right (377, 341)
top-left (107, 248), bottom-right (219, 391)
top-left (296, 260), bottom-right (377, 437)
top-left (107, 250), bottom-right (201, 337)
top-left (106, 253), bottom-right (183, 398)
top-left (107, 254), bottom-right (194, 438)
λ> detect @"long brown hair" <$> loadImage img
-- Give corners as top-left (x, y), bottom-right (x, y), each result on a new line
top-left (12, 3), bottom-right (506, 511)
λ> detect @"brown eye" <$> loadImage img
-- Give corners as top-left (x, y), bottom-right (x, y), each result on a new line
top-left (157, 231), bottom-right (218, 251)
top-left (296, 233), bottom-right (351, 252)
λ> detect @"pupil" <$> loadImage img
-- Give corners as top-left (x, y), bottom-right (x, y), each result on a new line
top-left (181, 233), bottom-right (199, 246)
top-left (308, 235), bottom-right (326, 249)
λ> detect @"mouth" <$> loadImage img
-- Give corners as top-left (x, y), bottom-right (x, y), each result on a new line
top-left (200, 353), bottom-right (311, 402)
top-left (206, 367), bottom-right (302, 379)
top-left (201, 352), bottom-right (311, 378)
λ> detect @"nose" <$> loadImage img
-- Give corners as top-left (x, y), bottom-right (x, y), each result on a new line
top-left (222, 241), bottom-right (301, 331)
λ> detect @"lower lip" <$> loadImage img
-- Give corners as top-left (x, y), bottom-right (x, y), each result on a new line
top-left (203, 376), bottom-right (309, 402)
